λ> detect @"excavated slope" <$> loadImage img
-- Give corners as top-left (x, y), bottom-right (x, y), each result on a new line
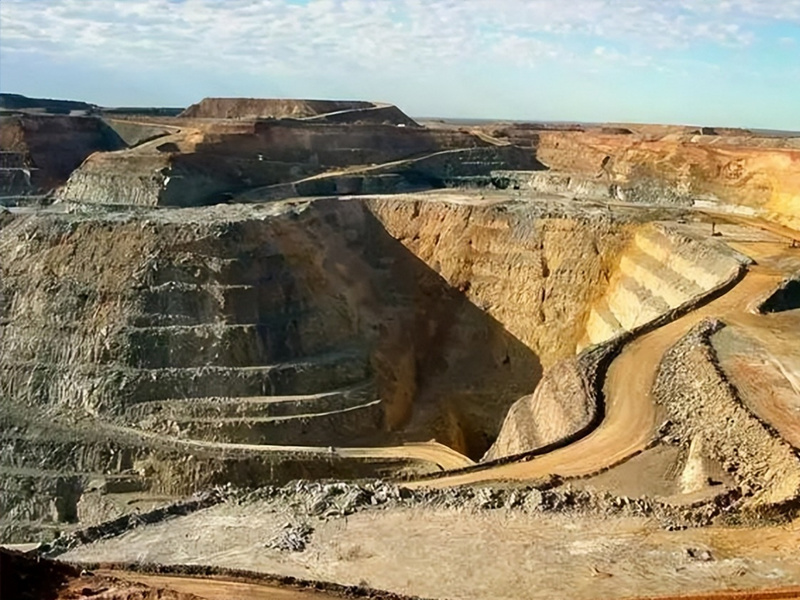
top-left (0, 196), bottom-right (640, 458)
top-left (0, 115), bottom-right (126, 197)
top-left (533, 131), bottom-right (800, 231)
top-left (0, 194), bottom-right (657, 540)
top-left (581, 223), bottom-right (745, 348)
top-left (57, 121), bottom-right (496, 206)
top-left (486, 223), bottom-right (744, 460)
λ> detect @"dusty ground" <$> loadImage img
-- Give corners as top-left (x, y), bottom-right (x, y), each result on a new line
top-left (59, 498), bottom-right (800, 600)
top-left (0, 547), bottom-right (414, 600)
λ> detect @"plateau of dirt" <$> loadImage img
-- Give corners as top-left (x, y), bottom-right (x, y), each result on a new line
top-left (2, 94), bottom-right (800, 600)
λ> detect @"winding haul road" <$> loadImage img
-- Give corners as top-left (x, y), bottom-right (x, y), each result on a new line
top-left (405, 265), bottom-right (784, 488)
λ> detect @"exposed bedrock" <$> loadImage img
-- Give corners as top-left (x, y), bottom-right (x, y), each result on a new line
top-left (581, 223), bottom-right (745, 349)
top-left (486, 222), bottom-right (745, 460)
top-left (532, 131), bottom-right (800, 231)
top-left (0, 197), bottom-right (646, 460)
top-left (0, 413), bottom-right (430, 544)
top-left (57, 121), bottom-right (497, 207)
top-left (0, 115), bottom-right (126, 197)
top-left (484, 345), bottom-right (611, 461)
top-left (237, 146), bottom-right (544, 203)
top-left (102, 118), bottom-right (172, 148)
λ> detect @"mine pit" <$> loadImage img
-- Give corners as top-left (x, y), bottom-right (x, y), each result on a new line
top-left (0, 194), bottom-right (750, 466)
top-left (2, 94), bottom-right (800, 600)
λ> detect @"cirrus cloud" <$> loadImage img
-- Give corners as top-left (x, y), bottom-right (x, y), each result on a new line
top-left (1, 0), bottom-right (797, 72)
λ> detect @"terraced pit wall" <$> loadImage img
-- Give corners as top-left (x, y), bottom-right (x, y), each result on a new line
top-left (0, 198), bottom-right (639, 458)
top-left (0, 115), bottom-right (126, 195)
top-left (488, 221), bottom-right (745, 460)
top-left (58, 121), bottom-right (496, 207)
top-left (531, 131), bottom-right (800, 231)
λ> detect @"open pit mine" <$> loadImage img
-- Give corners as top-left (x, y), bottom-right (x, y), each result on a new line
top-left (2, 93), bottom-right (800, 600)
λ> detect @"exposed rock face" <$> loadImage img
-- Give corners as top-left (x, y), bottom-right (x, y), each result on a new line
top-left (0, 197), bottom-right (643, 457)
top-left (486, 222), bottom-right (746, 461)
top-left (484, 352), bottom-right (601, 461)
top-left (654, 320), bottom-right (800, 510)
top-left (0, 195), bottom-right (655, 539)
top-left (57, 121), bottom-right (494, 206)
top-left (103, 118), bottom-right (171, 147)
top-left (0, 115), bottom-right (125, 197)
top-left (366, 198), bottom-right (632, 369)
top-left (533, 131), bottom-right (800, 232)
top-left (582, 223), bottom-right (746, 349)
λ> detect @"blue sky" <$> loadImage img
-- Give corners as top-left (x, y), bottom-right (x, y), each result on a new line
top-left (1, 0), bottom-right (799, 128)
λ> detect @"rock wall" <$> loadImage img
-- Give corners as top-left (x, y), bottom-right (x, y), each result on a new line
top-left (582, 223), bottom-right (745, 349)
top-left (534, 131), bottom-right (800, 232)
top-left (58, 122), bottom-right (494, 207)
top-left (0, 197), bottom-right (638, 460)
top-left (366, 197), bottom-right (632, 368)
top-left (653, 319), bottom-right (800, 510)
top-left (484, 344), bottom-right (611, 461)
top-left (103, 119), bottom-right (171, 147)
top-left (0, 115), bottom-right (126, 192)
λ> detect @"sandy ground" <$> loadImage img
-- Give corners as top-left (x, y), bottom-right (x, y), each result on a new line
top-left (97, 572), bottom-right (354, 600)
top-left (61, 501), bottom-right (800, 600)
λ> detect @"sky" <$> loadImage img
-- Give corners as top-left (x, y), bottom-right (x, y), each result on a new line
top-left (1, 0), bottom-right (799, 129)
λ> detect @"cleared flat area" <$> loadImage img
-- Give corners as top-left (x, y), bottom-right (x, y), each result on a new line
top-left (62, 503), bottom-right (800, 600)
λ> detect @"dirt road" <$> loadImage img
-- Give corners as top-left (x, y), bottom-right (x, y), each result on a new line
top-left (108, 420), bottom-right (475, 472)
top-left (406, 259), bottom-right (786, 488)
top-left (100, 571), bottom-right (349, 600)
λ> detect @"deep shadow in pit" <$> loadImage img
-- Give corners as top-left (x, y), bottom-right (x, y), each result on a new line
top-left (759, 277), bottom-right (800, 314)
top-left (299, 199), bottom-right (544, 460)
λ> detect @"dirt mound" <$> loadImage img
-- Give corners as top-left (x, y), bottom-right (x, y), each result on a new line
top-left (180, 98), bottom-right (376, 119)
top-left (654, 319), bottom-right (800, 510)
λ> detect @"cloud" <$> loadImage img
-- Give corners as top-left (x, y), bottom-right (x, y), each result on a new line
top-left (0, 0), bottom-right (797, 75)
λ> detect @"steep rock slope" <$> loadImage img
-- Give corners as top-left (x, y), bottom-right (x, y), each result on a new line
top-left (534, 131), bottom-right (800, 231)
top-left (0, 115), bottom-right (126, 196)
top-left (0, 196), bottom-right (639, 460)
top-left (57, 121), bottom-right (494, 207)
top-left (581, 223), bottom-right (745, 349)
